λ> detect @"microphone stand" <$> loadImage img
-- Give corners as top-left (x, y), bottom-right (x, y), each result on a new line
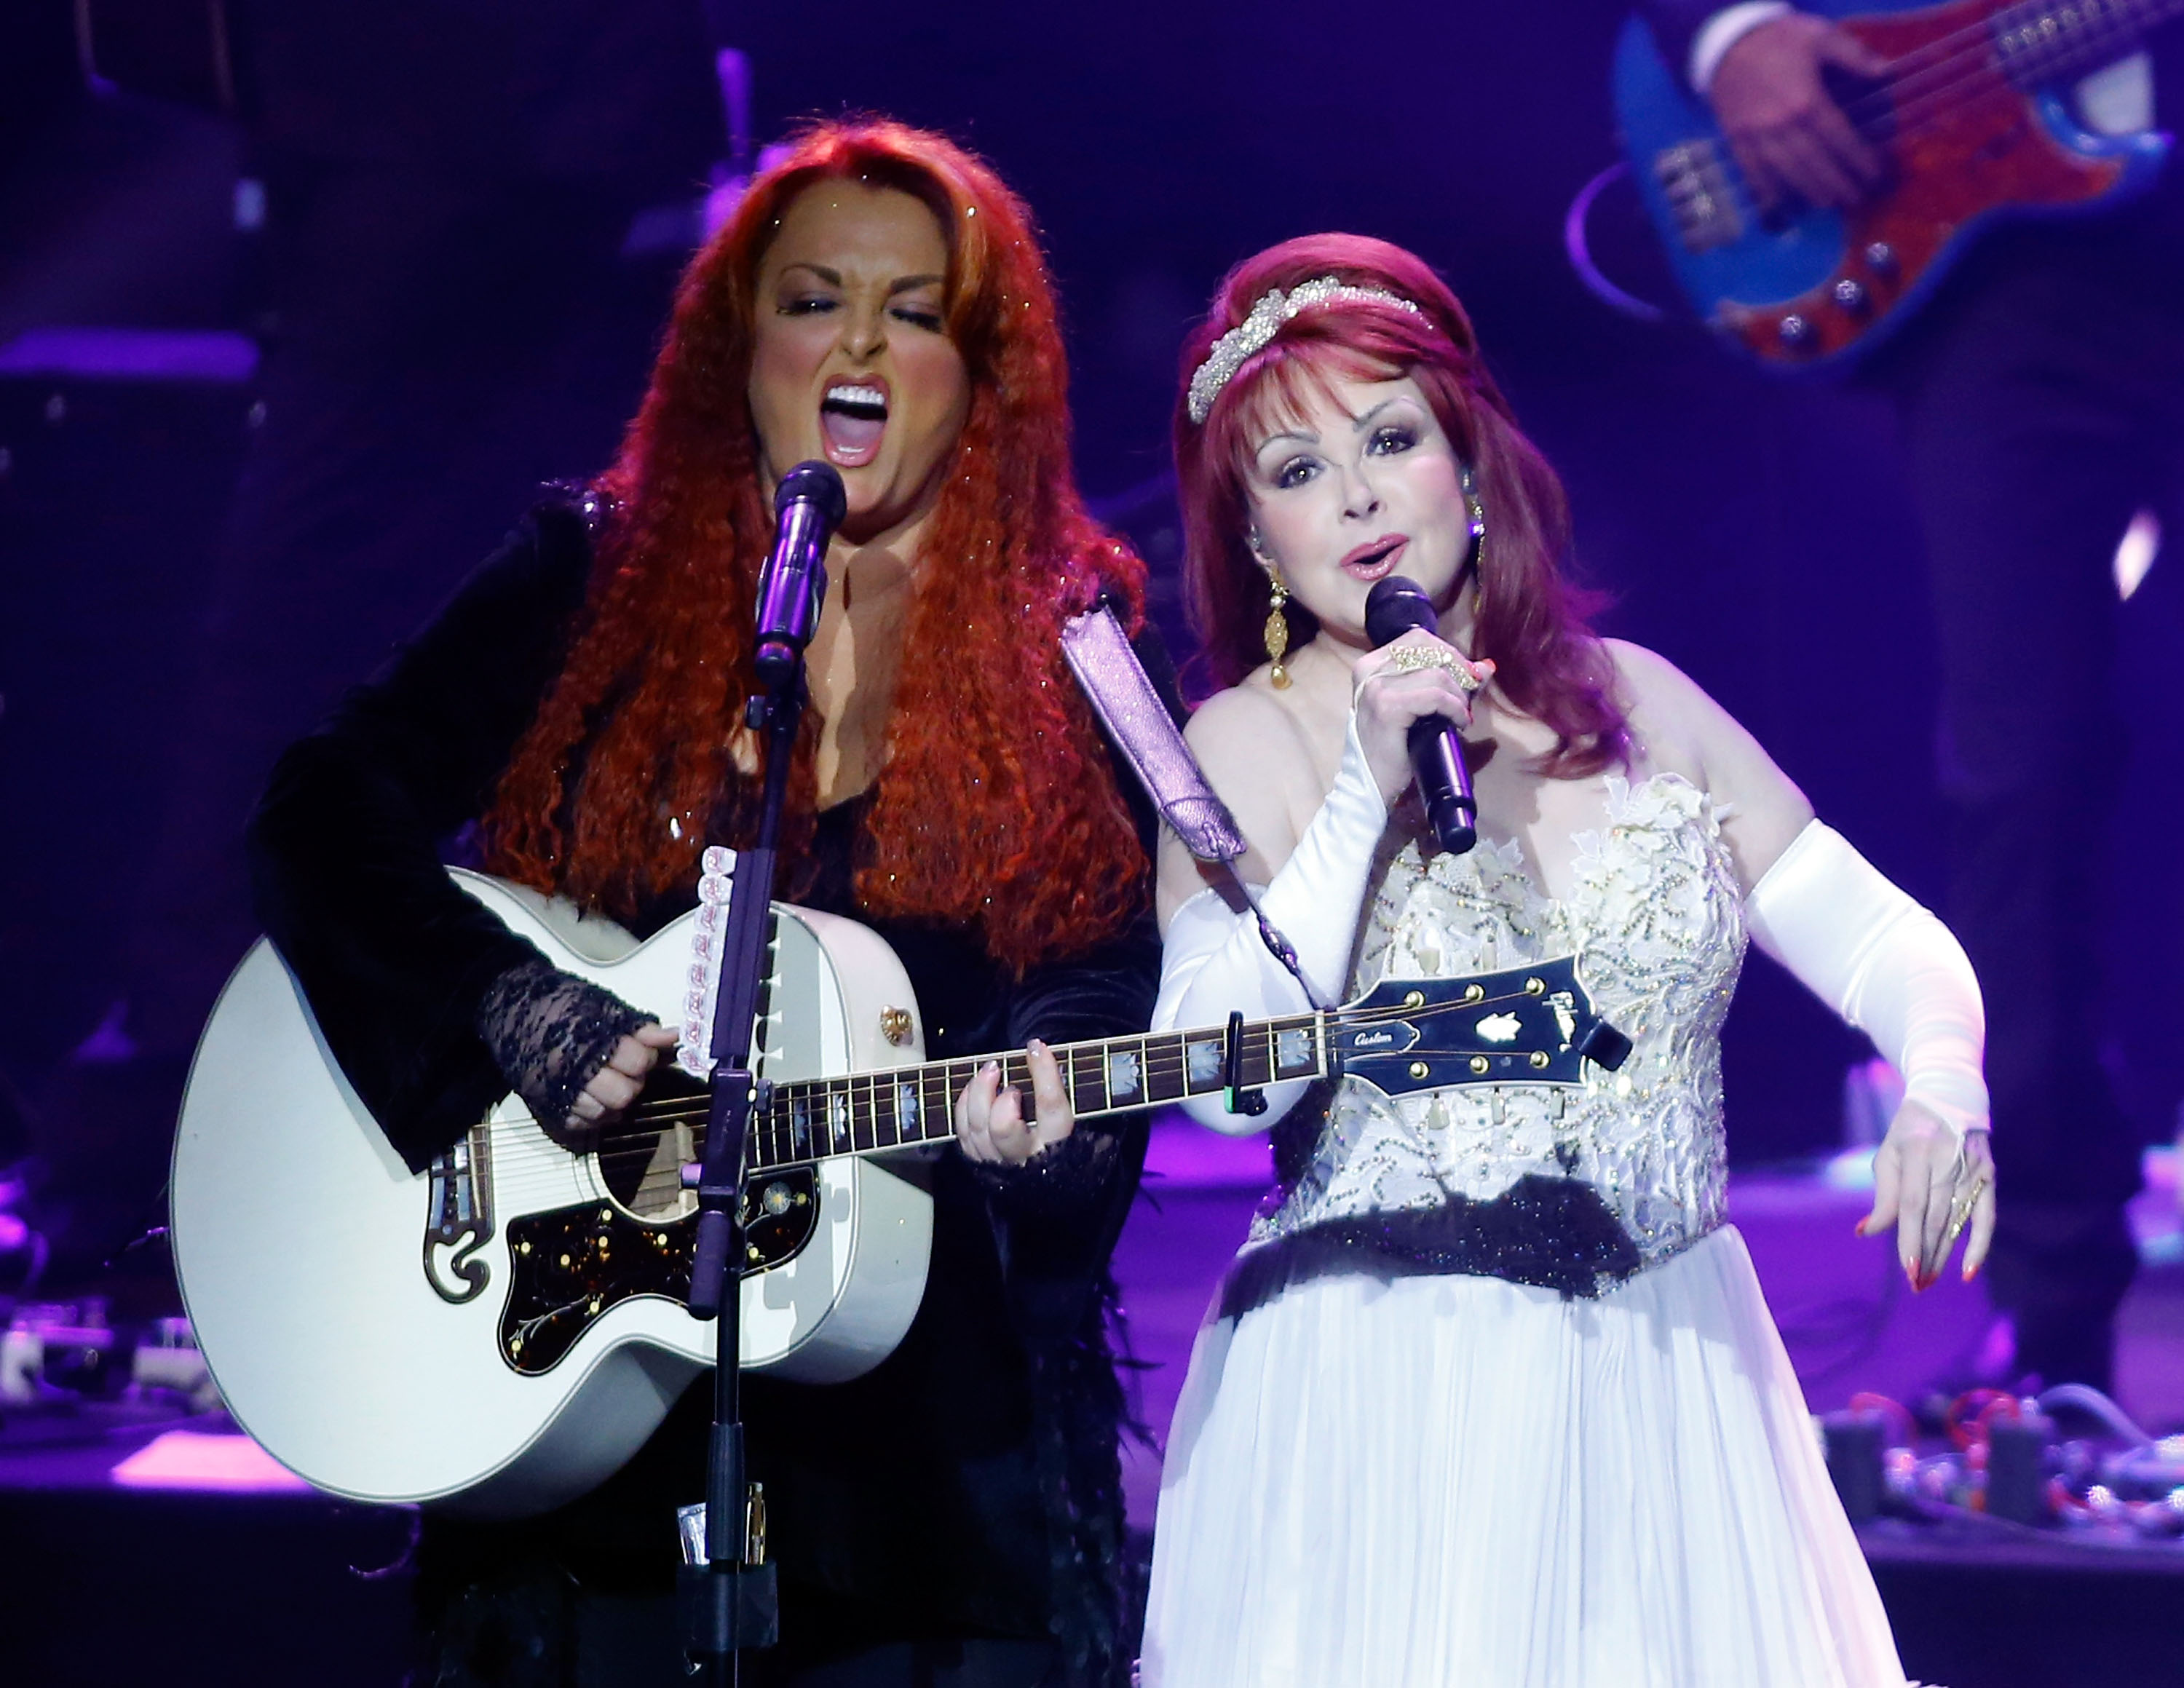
top-left (676, 663), bottom-right (804, 1683)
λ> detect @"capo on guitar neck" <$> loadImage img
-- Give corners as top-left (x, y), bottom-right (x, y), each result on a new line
top-left (1222, 1010), bottom-right (1269, 1117)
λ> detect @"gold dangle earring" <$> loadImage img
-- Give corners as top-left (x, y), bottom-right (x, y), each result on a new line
top-left (1264, 570), bottom-right (1293, 689)
top-left (1461, 467), bottom-right (1487, 626)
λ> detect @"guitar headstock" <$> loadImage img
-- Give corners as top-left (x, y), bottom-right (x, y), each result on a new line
top-left (1331, 955), bottom-right (1631, 1099)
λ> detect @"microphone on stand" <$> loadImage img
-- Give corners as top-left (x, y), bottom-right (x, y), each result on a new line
top-left (1365, 574), bottom-right (1478, 855)
top-left (753, 460), bottom-right (848, 688)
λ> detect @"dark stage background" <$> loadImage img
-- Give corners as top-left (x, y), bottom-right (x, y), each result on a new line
top-left (4, 0), bottom-right (2183, 1271)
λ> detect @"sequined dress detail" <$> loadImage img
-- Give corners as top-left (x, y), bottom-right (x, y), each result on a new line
top-left (1251, 772), bottom-right (1745, 1277)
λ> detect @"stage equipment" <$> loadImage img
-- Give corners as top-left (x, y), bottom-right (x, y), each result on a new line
top-left (1832, 1384), bottom-right (2184, 1539)
top-left (1, 1301), bottom-right (119, 1403)
top-left (674, 456), bottom-right (850, 1680)
top-left (1614, 0), bottom-right (2184, 369)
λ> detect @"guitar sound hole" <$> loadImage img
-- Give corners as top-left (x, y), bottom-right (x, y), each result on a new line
top-left (598, 1065), bottom-right (710, 1221)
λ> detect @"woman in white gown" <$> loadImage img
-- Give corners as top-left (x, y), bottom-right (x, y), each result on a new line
top-left (1138, 234), bottom-right (1998, 1688)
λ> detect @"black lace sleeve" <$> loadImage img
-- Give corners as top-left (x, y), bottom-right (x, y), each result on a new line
top-left (475, 957), bottom-right (652, 1148)
top-left (248, 501), bottom-right (598, 1172)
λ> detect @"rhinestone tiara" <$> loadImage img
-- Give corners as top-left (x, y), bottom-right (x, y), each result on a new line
top-left (1185, 276), bottom-right (1425, 425)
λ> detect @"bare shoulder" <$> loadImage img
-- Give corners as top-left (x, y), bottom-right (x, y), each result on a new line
top-left (1184, 673), bottom-right (1317, 773)
top-left (1602, 639), bottom-right (1813, 890)
top-left (1603, 638), bottom-right (1710, 716)
top-left (1158, 677), bottom-right (1327, 919)
top-left (1601, 638), bottom-right (1720, 770)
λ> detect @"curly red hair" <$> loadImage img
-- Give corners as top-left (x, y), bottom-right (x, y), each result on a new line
top-left (1176, 234), bottom-right (1628, 777)
top-left (485, 119), bottom-right (1148, 967)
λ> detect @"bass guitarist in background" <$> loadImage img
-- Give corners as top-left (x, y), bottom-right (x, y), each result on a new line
top-left (1634, 0), bottom-right (2184, 1395)
top-left (248, 118), bottom-right (1166, 1688)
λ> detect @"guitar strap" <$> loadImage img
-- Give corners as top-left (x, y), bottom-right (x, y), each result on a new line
top-left (1059, 600), bottom-right (1326, 1010)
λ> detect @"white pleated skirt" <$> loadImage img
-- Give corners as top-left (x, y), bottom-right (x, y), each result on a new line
top-left (1140, 1226), bottom-right (1907, 1688)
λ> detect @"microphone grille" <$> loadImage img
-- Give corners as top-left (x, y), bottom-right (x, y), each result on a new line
top-left (775, 459), bottom-right (848, 526)
top-left (1364, 575), bottom-right (1436, 646)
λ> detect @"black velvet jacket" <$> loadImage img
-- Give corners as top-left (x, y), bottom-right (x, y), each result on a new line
top-left (247, 498), bottom-right (1173, 1682)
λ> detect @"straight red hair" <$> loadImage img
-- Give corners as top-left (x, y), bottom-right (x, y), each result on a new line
top-left (1176, 234), bottom-right (1628, 777)
top-left (486, 119), bottom-right (1148, 966)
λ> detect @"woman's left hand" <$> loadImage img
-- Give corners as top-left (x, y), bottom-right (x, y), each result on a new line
top-left (1859, 1098), bottom-right (1995, 1290)
top-left (954, 1038), bottom-right (1076, 1165)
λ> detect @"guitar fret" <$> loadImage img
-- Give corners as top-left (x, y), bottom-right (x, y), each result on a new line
top-left (1271, 1015), bottom-right (1322, 1082)
top-left (1133, 1031), bottom-right (1175, 1103)
top-left (875, 1070), bottom-right (899, 1149)
top-left (756, 1087), bottom-right (782, 1162)
top-left (849, 1074), bottom-right (871, 1153)
top-left (917, 1066), bottom-right (940, 1144)
top-left (1990, 0), bottom-right (2177, 87)
top-left (721, 1014), bottom-right (1345, 1173)
top-left (703, 1012), bottom-right (1349, 1176)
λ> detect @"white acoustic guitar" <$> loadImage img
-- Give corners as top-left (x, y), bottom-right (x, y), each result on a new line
top-left (170, 869), bottom-right (1626, 1517)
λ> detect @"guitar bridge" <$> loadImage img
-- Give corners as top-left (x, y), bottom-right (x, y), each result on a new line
top-left (1653, 140), bottom-right (1744, 253)
top-left (423, 1125), bottom-right (495, 1304)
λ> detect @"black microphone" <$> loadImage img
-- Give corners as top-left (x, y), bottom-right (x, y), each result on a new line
top-left (1364, 574), bottom-right (1478, 855)
top-left (753, 460), bottom-right (849, 688)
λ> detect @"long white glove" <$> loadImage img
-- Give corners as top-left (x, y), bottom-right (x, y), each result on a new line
top-left (1744, 821), bottom-right (1988, 1140)
top-left (1152, 716), bottom-right (1388, 1133)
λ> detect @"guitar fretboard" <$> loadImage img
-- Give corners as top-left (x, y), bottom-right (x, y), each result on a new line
top-left (1989, 0), bottom-right (2184, 88)
top-left (747, 1015), bottom-right (1325, 1171)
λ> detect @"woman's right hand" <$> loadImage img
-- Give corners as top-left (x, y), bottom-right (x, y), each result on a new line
top-left (1350, 629), bottom-right (1495, 807)
top-left (564, 1023), bottom-right (679, 1134)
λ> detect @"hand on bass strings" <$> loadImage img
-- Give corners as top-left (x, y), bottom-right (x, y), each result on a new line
top-left (954, 1039), bottom-right (1076, 1166)
top-left (1709, 12), bottom-right (1888, 213)
top-left (1857, 1098), bottom-right (1997, 1290)
top-left (1349, 628), bottom-right (1495, 808)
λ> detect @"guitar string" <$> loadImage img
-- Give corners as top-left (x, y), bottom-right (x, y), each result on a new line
top-left (1857, 23), bottom-right (2134, 139)
top-left (644, 981), bottom-right (1543, 1124)
top-left (464, 975), bottom-right (1596, 1205)
top-left (1845, 0), bottom-right (2172, 127)
top-left (1682, 3), bottom-right (2164, 191)
top-left (478, 1001), bottom-right (1602, 1202)
top-left (577, 983), bottom-right (1553, 1154)
top-left (491, 986), bottom-right (1593, 1186)
top-left (1831, 3), bottom-right (2165, 142)
top-left (614, 986), bottom-right (1557, 1153)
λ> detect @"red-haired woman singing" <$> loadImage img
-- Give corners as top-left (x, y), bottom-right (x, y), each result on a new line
top-left (251, 120), bottom-right (1163, 1688)
top-left (1138, 234), bottom-right (1994, 1685)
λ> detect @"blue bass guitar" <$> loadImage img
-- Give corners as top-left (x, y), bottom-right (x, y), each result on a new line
top-left (1615, 0), bottom-right (2180, 369)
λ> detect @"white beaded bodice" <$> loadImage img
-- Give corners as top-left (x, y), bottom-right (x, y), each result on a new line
top-left (1252, 773), bottom-right (1746, 1271)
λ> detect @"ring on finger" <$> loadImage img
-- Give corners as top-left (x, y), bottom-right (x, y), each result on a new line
top-left (1940, 1169), bottom-right (1989, 1256)
top-left (1383, 645), bottom-right (1484, 690)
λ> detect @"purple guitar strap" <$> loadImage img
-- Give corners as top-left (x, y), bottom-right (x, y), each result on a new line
top-left (1060, 601), bottom-right (1326, 1010)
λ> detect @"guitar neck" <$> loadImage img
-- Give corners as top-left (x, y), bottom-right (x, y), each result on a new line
top-left (745, 1012), bottom-right (1327, 1172)
top-left (1987, 0), bottom-right (2184, 89)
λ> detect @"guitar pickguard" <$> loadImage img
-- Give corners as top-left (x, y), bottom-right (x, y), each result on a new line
top-left (497, 1168), bottom-right (820, 1375)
